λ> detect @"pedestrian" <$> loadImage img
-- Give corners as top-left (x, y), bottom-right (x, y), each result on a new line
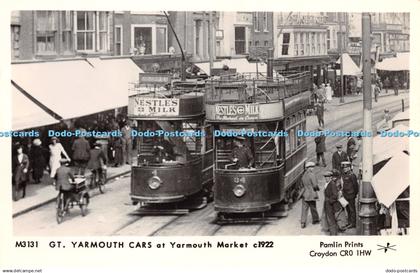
top-left (12, 145), bottom-right (29, 201)
top-left (346, 135), bottom-right (357, 163)
top-left (71, 130), bottom-right (91, 175)
top-left (325, 82), bottom-right (333, 103)
top-left (384, 77), bottom-right (390, 93)
top-left (300, 162), bottom-right (320, 228)
top-left (315, 127), bottom-right (327, 167)
top-left (49, 137), bottom-right (71, 179)
top-left (356, 77), bottom-right (362, 95)
top-left (315, 102), bottom-right (325, 127)
top-left (322, 170), bottom-right (342, 235)
top-left (113, 136), bottom-right (125, 167)
top-left (29, 138), bottom-right (47, 184)
top-left (331, 144), bottom-right (349, 173)
top-left (373, 83), bottom-right (380, 102)
top-left (340, 161), bottom-right (359, 229)
top-left (121, 122), bottom-right (133, 165)
top-left (87, 141), bottom-right (107, 188)
top-left (230, 137), bottom-right (254, 169)
top-left (393, 76), bottom-right (400, 96)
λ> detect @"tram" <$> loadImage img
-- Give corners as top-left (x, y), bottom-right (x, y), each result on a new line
top-left (128, 73), bottom-right (213, 214)
top-left (205, 71), bottom-right (311, 222)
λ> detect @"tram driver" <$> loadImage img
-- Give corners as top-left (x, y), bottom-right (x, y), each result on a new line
top-left (152, 137), bottom-right (176, 163)
top-left (230, 136), bottom-right (255, 169)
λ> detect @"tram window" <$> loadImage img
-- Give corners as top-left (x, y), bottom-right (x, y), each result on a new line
top-left (285, 131), bottom-right (291, 155)
top-left (297, 124), bottom-right (302, 146)
top-left (290, 128), bottom-right (295, 151)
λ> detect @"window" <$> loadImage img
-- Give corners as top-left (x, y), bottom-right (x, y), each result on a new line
top-left (306, 33), bottom-right (310, 56)
top-left (300, 33), bottom-right (305, 55)
top-left (76, 11), bottom-right (95, 51)
top-left (98, 12), bottom-right (109, 52)
top-left (263, 12), bottom-right (268, 31)
top-left (264, 40), bottom-right (269, 47)
top-left (317, 33), bottom-right (320, 54)
top-left (195, 20), bottom-right (202, 56)
top-left (255, 41), bottom-right (260, 46)
top-left (11, 25), bottom-right (20, 59)
top-left (115, 25), bottom-right (122, 55)
top-left (311, 32), bottom-right (315, 55)
top-left (253, 12), bottom-right (259, 32)
top-left (282, 33), bottom-right (290, 55)
top-left (327, 29), bottom-right (331, 49)
top-left (235, 26), bottom-right (246, 55)
top-left (294, 33), bottom-right (299, 56)
top-left (134, 27), bottom-right (152, 55)
top-left (61, 11), bottom-right (73, 53)
top-left (36, 11), bottom-right (58, 54)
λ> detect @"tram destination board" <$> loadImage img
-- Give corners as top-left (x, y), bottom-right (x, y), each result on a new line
top-left (139, 73), bottom-right (172, 85)
top-left (215, 104), bottom-right (260, 120)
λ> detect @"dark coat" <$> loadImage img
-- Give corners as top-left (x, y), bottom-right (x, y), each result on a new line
top-left (55, 165), bottom-right (74, 191)
top-left (346, 137), bottom-right (357, 159)
top-left (342, 172), bottom-right (359, 200)
top-left (301, 170), bottom-right (319, 201)
top-left (316, 103), bottom-right (324, 118)
top-left (230, 145), bottom-right (254, 168)
top-left (87, 148), bottom-right (107, 170)
top-left (72, 138), bottom-right (91, 161)
top-left (12, 154), bottom-right (29, 186)
top-left (332, 151), bottom-right (349, 171)
top-left (315, 135), bottom-right (326, 153)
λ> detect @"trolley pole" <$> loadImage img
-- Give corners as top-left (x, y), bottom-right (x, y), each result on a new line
top-left (339, 13), bottom-right (345, 103)
top-left (359, 12), bottom-right (377, 235)
top-left (267, 48), bottom-right (274, 80)
top-left (209, 11), bottom-right (214, 77)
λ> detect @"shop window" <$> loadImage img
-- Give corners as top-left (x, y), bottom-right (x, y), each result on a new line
top-left (300, 33), bottom-right (305, 55)
top-left (263, 12), bottom-right (268, 31)
top-left (195, 20), bottom-right (202, 56)
top-left (317, 33), bottom-right (320, 54)
top-left (264, 40), bottom-right (269, 47)
top-left (311, 33), bottom-right (315, 55)
top-left (294, 33), bottom-right (299, 56)
top-left (306, 33), bottom-right (310, 56)
top-left (255, 41), bottom-right (260, 46)
top-left (282, 33), bottom-right (290, 55)
top-left (36, 11), bottom-right (58, 54)
top-left (235, 26), bottom-right (246, 55)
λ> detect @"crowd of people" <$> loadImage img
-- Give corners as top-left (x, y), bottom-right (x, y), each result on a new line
top-left (11, 114), bottom-right (135, 201)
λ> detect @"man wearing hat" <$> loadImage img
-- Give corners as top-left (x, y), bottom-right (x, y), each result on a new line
top-left (314, 127), bottom-right (326, 167)
top-left (230, 137), bottom-right (254, 169)
top-left (300, 161), bottom-right (320, 228)
top-left (87, 141), bottom-right (107, 187)
top-left (55, 159), bottom-right (75, 208)
top-left (332, 144), bottom-right (349, 173)
top-left (323, 170), bottom-right (342, 235)
top-left (346, 135), bottom-right (357, 164)
top-left (341, 161), bottom-right (359, 229)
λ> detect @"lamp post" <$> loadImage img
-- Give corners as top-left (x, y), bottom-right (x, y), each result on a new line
top-left (359, 12), bottom-right (378, 235)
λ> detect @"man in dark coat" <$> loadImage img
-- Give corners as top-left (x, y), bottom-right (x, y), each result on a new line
top-left (87, 142), bottom-right (107, 187)
top-left (332, 144), bottom-right (349, 173)
top-left (121, 123), bottom-right (133, 165)
top-left (323, 170), bottom-right (342, 235)
top-left (29, 138), bottom-right (47, 183)
top-left (393, 76), bottom-right (400, 96)
top-left (341, 161), bottom-right (359, 229)
top-left (55, 159), bottom-right (75, 208)
top-left (346, 135), bottom-right (357, 164)
top-left (315, 102), bottom-right (324, 127)
top-left (315, 127), bottom-right (326, 167)
top-left (12, 145), bottom-right (29, 200)
top-left (230, 137), bottom-right (254, 169)
top-left (72, 132), bottom-right (91, 175)
top-left (300, 162), bottom-right (320, 228)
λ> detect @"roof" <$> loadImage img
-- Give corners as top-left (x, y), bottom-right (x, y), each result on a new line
top-left (11, 58), bottom-right (143, 122)
top-left (376, 52), bottom-right (409, 71)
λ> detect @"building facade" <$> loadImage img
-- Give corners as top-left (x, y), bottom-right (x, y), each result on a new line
top-left (11, 10), bottom-right (114, 61)
top-left (371, 12), bottom-right (409, 54)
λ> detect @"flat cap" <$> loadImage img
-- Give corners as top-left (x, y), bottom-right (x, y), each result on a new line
top-left (323, 171), bottom-right (333, 177)
top-left (341, 161), bottom-right (352, 167)
top-left (305, 161), bottom-right (315, 168)
top-left (336, 144), bottom-right (343, 148)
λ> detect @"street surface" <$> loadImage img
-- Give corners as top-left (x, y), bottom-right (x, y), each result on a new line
top-left (13, 93), bottom-right (409, 236)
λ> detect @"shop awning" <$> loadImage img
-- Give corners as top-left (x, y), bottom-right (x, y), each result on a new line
top-left (336, 53), bottom-right (362, 76)
top-left (376, 52), bottom-right (409, 71)
top-left (373, 124), bottom-right (409, 165)
top-left (372, 151), bottom-right (409, 208)
top-left (12, 85), bottom-right (59, 131)
top-left (11, 58), bottom-right (143, 121)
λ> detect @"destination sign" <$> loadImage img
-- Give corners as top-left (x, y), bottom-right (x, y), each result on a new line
top-left (129, 97), bottom-right (180, 117)
top-left (215, 104), bottom-right (260, 120)
top-left (139, 73), bottom-right (172, 85)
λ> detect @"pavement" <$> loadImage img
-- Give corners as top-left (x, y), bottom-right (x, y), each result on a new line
top-left (326, 89), bottom-right (408, 107)
top-left (12, 160), bottom-right (133, 217)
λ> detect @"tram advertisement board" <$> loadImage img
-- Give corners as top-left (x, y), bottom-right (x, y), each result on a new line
top-left (129, 96), bottom-right (180, 117)
top-left (215, 104), bottom-right (260, 120)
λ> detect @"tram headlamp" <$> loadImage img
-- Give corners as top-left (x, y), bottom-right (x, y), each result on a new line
top-left (148, 176), bottom-right (162, 190)
top-left (233, 184), bottom-right (246, 197)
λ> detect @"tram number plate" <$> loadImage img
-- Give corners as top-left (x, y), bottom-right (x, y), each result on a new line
top-left (215, 104), bottom-right (260, 120)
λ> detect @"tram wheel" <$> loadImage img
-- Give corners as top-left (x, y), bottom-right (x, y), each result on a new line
top-left (80, 196), bottom-right (88, 216)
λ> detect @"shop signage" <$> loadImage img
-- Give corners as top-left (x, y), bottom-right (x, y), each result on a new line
top-left (130, 97), bottom-right (180, 116)
top-left (139, 73), bottom-right (172, 85)
top-left (215, 104), bottom-right (260, 120)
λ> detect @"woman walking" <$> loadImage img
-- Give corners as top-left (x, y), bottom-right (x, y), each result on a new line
top-left (49, 137), bottom-right (71, 179)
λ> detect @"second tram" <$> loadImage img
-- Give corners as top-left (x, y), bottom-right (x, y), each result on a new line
top-left (205, 71), bottom-right (311, 222)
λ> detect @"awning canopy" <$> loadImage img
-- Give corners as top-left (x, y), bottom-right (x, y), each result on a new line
top-left (336, 53), bottom-right (362, 76)
top-left (12, 85), bottom-right (59, 131)
top-left (373, 124), bottom-right (409, 165)
top-left (12, 58), bottom-right (143, 121)
top-left (195, 58), bottom-right (267, 75)
top-left (372, 151), bottom-right (409, 208)
top-left (376, 52), bottom-right (409, 71)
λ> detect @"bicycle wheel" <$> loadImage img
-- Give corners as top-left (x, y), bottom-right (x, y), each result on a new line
top-left (99, 171), bottom-right (107, 194)
top-left (80, 196), bottom-right (88, 216)
top-left (56, 195), bottom-right (65, 224)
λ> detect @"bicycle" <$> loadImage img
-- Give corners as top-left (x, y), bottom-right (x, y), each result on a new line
top-left (90, 166), bottom-right (107, 194)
